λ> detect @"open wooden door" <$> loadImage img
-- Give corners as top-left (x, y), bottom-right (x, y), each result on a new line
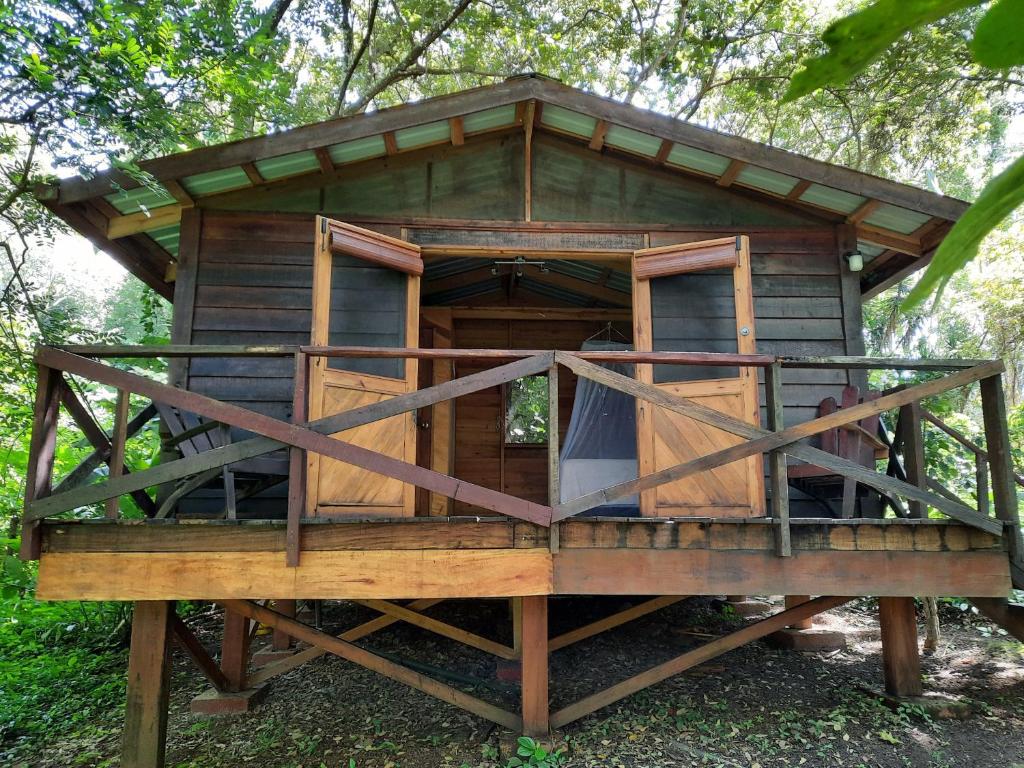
top-left (632, 236), bottom-right (764, 517)
top-left (306, 217), bottom-right (421, 517)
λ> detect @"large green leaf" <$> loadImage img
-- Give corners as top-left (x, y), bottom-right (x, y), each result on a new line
top-left (971, 0), bottom-right (1024, 67)
top-left (783, 0), bottom-right (983, 101)
top-left (903, 153), bottom-right (1024, 309)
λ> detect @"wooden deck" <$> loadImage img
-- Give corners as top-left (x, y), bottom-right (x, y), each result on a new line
top-left (35, 517), bottom-right (1011, 601)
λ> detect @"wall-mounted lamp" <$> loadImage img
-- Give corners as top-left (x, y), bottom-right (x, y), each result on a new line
top-left (845, 250), bottom-right (864, 273)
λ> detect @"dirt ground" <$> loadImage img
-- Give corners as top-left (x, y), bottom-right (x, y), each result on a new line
top-left (19, 597), bottom-right (1024, 768)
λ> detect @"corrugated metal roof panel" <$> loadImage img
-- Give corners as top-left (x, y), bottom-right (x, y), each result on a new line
top-left (863, 203), bottom-right (932, 234)
top-left (518, 276), bottom-right (595, 306)
top-left (254, 150), bottom-right (320, 180)
top-left (540, 105), bottom-right (597, 137)
top-left (736, 165), bottom-right (799, 196)
top-left (606, 271), bottom-right (632, 293)
top-left (664, 144), bottom-right (731, 176)
top-left (104, 185), bottom-right (176, 214)
top-left (149, 224), bottom-right (181, 256)
top-left (423, 278), bottom-right (502, 304)
top-left (604, 125), bottom-right (661, 157)
top-left (423, 258), bottom-right (481, 280)
top-left (394, 120), bottom-right (450, 150)
top-left (328, 134), bottom-right (387, 164)
top-left (463, 105), bottom-right (517, 133)
top-left (181, 166), bottom-right (251, 196)
top-left (548, 260), bottom-right (605, 282)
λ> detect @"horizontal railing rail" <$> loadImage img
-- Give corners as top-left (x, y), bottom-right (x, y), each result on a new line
top-left (18, 345), bottom-right (1023, 583)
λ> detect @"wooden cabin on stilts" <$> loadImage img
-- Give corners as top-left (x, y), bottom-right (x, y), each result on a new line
top-left (23, 75), bottom-right (1024, 767)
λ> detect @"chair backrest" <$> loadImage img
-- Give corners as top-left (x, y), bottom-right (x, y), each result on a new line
top-left (154, 403), bottom-right (223, 456)
top-left (818, 386), bottom-right (885, 467)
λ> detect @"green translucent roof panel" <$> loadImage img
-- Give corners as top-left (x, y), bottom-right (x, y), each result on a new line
top-left (735, 165), bottom-right (799, 196)
top-left (181, 166), bottom-right (251, 196)
top-left (664, 144), bottom-right (731, 176)
top-left (540, 104), bottom-right (597, 137)
top-left (857, 240), bottom-right (887, 260)
top-left (328, 134), bottom-right (387, 164)
top-left (798, 183), bottom-right (866, 214)
top-left (149, 224), bottom-right (181, 256)
top-left (462, 104), bottom-right (517, 133)
top-left (394, 120), bottom-right (450, 150)
top-left (104, 185), bottom-right (176, 214)
top-left (863, 203), bottom-right (932, 234)
top-left (604, 124), bottom-right (662, 157)
top-left (254, 150), bottom-right (320, 180)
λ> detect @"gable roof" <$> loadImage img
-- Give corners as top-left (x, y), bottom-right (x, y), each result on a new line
top-left (37, 74), bottom-right (965, 300)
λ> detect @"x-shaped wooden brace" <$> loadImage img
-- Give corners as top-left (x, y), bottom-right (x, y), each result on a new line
top-left (554, 352), bottom-right (1003, 534)
top-left (27, 347), bottom-right (554, 525)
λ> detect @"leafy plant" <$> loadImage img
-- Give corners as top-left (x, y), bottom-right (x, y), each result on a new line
top-left (506, 736), bottom-right (566, 768)
top-left (785, 0), bottom-right (1024, 309)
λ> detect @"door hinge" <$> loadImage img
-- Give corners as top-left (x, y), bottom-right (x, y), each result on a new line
top-left (735, 235), bottom-right (742, 251)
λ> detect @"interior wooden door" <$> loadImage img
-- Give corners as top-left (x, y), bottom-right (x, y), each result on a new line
top-left (306, 217), bottom-right (421, 517)
top-left (632, 236), bottom-right (764, 517)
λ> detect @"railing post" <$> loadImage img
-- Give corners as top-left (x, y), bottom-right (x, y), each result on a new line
top-left (898, 402), bottom-right (927, 518)
top-left (286, 351), bottom-right (309, 567)
top-left (980, 373), bottom-right (1023, 572)
top-left (765, 361), bottom-right (790, 556)
top-left (20, 364), bottom-right (61, 560)
top-left (105, 388), bottom-right (130, 519)
top-left (548, 361), bottom-right (560, 553)
top-left (975, 454), bottom-right (990, 519)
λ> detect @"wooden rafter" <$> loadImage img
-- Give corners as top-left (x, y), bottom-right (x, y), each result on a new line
top-left (847, 198), bottom-right (881, 225)
top-left (716, 159), bottom-right (745, 188)
top-left (786, 179), bottom-right (812, 200)
top-left (449, 116), bottom-right (465, 146)
top-left (588, 119), bottom-right (609, 151)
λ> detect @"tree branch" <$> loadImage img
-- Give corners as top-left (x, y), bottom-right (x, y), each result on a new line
top-left (341, 0), bottom-right (476, 116)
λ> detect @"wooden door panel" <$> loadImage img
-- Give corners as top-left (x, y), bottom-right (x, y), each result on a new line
top-left (306, 216), bottom-right (421, 518)
top-left (650, 385), bottom-right (757, 515)
top-left (634, 235), bottom-right (764, 518)
top-left (315, 381), bottom-right (410, 512)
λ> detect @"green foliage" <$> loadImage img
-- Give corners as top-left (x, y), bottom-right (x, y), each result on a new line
top-left (972, 0), bottom-right (1024, 68)
top-left (784, 0), bottom-right (1024, 309)
top-left (506, 736), bottom-right (566, 768)
top-left (783, 0), bottom-right (983, 102)
top-left (905, 154), bottom-right (1024, 307)
top-left (505, 375), bottom-right (549, 445)
top-left (0, 596), bottom-right (128, 750)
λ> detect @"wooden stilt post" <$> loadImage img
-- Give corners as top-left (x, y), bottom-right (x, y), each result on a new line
top-left (520, 595), bottom-right (549, 736)
top-left (221, 608), bottom-right (250, 692)
top-left (785, 595), bottom-right (813, 630)
top-left (272, 600), bottom-right (296, 651)
top-left (123, 601), bottom-right (174, 768)
top-left (511, 597), bottom-right (523, 658)
top-left (878, 597), bottom-right (922, 697)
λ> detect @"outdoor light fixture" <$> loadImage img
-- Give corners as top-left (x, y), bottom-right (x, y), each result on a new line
top-left (491, 255), bottom-right (550, 277)
top-left (845, 250), bottom-right (864, 272)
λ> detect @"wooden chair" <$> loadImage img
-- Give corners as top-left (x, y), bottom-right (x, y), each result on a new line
top-left (787, 385), bottom-right (890, 518)
top-left (155, 403), bottom-right (290, 519)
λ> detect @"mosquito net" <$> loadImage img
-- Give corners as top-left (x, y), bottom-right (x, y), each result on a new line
top-left (559, 340), bottom-right (640, 516)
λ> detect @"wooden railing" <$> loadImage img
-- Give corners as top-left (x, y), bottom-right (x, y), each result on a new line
top-left (18, 345), bottom-right (1024, 583)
